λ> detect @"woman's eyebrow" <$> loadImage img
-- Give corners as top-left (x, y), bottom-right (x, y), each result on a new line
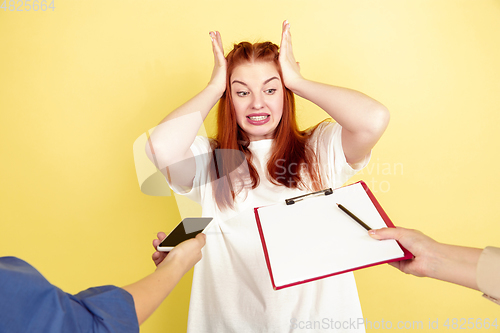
top-left (231, 76), bottom-right (280, 86)
top-left (263, 76), bottom-right (280, 85)
top-left (231, 80), bottom-right (247, 86)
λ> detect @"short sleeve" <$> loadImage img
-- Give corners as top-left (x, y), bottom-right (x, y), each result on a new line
top-left (73, 287), bottom-right (139, 332)
top-left (311, 122), bottom-right (371, 188)
top-left (477, 247), bottom-right (500, 305)
top-left (0, 257), bottom-right (139, 333)
top-left (165, 136), bottom-right (213, 204)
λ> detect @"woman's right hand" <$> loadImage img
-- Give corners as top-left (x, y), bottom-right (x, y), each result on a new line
top-left (208, 31), bottom-right (227, 96)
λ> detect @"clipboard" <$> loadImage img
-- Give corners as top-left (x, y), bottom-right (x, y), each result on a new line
top-left (254, 180), bottom-right (413, 290)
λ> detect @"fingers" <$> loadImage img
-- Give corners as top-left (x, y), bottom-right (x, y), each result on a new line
top-left (193, 233), bottom-right (206, 262)
top-left (209, 31), bottom-right (218, 58)
top-left (176, 233), bottom-right (206, 252)
top-left (282, 20), bottom-right (291, 43)
top-left (279, 20), bottom-right (295, 64)
top-left (208, 31), bottom-right (227, 93)
top-left (195, 232), bottom-right (207, 248)
top-left (152, 251), bottom-right (162, 262)
top-left (280, 20), bottom-right (289, 51)
top-left (152, 232), bottom-right (168, 267)
top-left (209, 31), bottom-right (218, 47)
top-left (152, 231), bottom-right (167, 249)
top-left (152, 251), bottom-right (168, 267)
top-left (215, 31), bottom-right (223, 52)
top-left (209, 31), bottom-right (225, 65)
top-left (368, 227), bottom-right (408, 241)
top-left (216, 32), bottom-right (225, 63)
top-left (282, 20), bottom-right (290, 36)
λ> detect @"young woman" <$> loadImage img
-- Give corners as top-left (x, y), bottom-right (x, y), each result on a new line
top-left (147, 21), bottom-right (389, 332)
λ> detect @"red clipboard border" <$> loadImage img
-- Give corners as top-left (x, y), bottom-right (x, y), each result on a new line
top-left (254, 180), bottom-right (414, 290)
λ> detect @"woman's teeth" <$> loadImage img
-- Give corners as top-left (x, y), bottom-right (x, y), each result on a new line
top-left (248, 115), bottom-right (269, 121)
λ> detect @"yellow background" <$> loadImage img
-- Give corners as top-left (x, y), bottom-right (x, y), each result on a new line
top-left (1, 0), bottom-right (499, 332)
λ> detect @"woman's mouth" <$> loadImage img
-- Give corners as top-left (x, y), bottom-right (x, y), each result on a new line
top-left (248, 115), bottom-right (268, 121)
top-left (246, 114), bottom-right (270, 125)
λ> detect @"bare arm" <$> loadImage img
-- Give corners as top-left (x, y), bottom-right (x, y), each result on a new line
top-left (278, 21), bottom-right (389, 165)
top-left (369, 227), bottom-right (482, 290)
top-left (122, 233), bottom-right (206, 325)
top-left (145, 31), bottom-right (226, 188)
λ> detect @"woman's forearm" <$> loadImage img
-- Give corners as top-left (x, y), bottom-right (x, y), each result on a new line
top-left (145, 84), bottom-right (223, 168)
top-left (289, 78), bottom-right (389, 163)
top-left (146, 30), bottom-right (226, 169)
top-left (289, 78), bottom-right (389, 136)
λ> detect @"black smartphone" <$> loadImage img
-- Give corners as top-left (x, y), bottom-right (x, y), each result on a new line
top-left (157, 217), bottom-right (213, 252)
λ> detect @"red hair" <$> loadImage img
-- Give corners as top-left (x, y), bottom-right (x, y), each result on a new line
top-left (210, 41), bottom-right (324, 210)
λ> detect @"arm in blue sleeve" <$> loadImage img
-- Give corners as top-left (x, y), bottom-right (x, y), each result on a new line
top-left (0, 257), bottom-right (139, 333)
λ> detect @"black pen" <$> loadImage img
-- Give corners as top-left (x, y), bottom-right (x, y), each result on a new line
top-left (336, 203), bottom-right (372, 231)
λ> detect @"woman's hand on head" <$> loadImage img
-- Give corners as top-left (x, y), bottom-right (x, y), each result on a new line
top-left (279, 21), bottom-right (304, 92)
top-left (208, 31), bottom-right (227, 96)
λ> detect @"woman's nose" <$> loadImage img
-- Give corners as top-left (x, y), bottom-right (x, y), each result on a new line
top-left (251, 93), bottom-right (264, 109)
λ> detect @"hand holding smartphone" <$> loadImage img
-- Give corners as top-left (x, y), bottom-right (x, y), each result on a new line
top-left (157, 217), bottom-right (213, 252)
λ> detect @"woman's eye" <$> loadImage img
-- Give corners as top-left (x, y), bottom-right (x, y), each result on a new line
top-left (236, 91), bottom-right (249, 97)
top-left (265, 89), bottom-right (276, 95)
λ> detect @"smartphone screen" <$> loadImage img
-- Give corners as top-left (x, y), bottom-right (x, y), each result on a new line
top-left (159, 217), bottom-right (213, 249)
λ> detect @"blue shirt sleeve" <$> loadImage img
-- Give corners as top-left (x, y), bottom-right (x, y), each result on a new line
top-left (0, 257), bottom-right (139, 333)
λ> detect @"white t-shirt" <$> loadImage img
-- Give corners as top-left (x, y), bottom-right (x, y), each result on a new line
top-left (169, 122), bottom-right (370, 333)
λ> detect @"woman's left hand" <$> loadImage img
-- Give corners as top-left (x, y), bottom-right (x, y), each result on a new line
top-left (279, 20), bottom-right (304, 92)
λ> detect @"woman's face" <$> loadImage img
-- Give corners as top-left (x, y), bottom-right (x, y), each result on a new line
top-left (230, 61), bottom-right (284, 141)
